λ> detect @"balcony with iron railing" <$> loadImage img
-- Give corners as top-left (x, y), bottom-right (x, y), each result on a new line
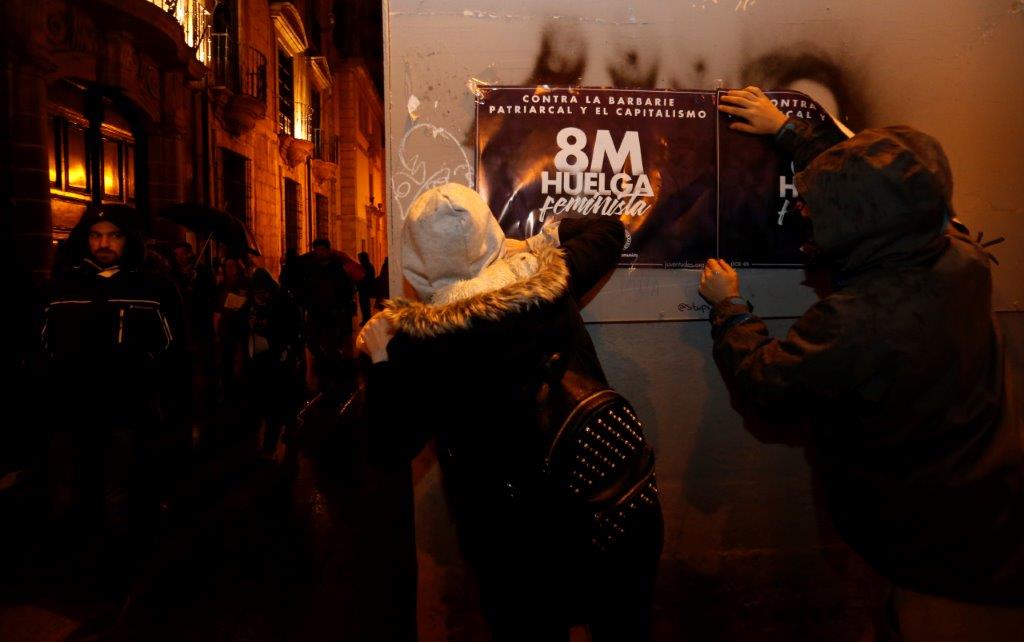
top-left (311, 129), bottom-right (339, 184)
top-left (209, 33), bottom-right (268, 136)
top-left (278, 102), bottom-right (315, 167)
top-left (211, 35), bottom-right (268, 102)
top-left (312, 129), bottom-right (339, 163)
top-left (279, 102), bottom-right (316, 141)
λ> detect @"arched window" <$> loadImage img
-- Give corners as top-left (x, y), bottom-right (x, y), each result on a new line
top-left (47, 80), bottom-right (140, 238)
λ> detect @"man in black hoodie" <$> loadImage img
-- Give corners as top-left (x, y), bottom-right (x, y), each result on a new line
top-left (704, 88), bottom-right (1024, 640)
top-left (42, 204), bottom-right (186, 596)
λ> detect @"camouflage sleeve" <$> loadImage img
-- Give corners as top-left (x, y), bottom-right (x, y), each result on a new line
top-left (711, 295), bottom-right (857, 412)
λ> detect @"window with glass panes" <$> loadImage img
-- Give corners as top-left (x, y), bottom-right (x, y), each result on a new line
top-left (278, 49), bottom-right (295, 135)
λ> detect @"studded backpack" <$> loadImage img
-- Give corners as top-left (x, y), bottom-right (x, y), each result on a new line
top-left (537, 354), bottom-right (661, 553)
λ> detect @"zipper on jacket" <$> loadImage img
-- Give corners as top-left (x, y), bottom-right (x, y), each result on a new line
top-left (108, 299), bottom-right (159, 307)
top-left (117, 308), bottom-right (126, 344)
top-left (158, 311), bottom-right (173, 349)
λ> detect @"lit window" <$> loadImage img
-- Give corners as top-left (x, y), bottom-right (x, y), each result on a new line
top-left (103, 139), bottom-right (122, 199)
top-left (48, 117), bottom-right (59, 186)
top-left (48, 113), bottom-right (134, 204)
top-left (66, 123), bottom-right (89, 192)
top-left (125, 144), bottom-right (135, 200)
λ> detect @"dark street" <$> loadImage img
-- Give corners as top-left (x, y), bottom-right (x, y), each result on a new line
top-left (0, 387), bottom-right (416, 642)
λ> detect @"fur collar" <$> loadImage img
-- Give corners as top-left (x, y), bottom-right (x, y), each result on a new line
top-left (383, 245), bottom-right (569, 338)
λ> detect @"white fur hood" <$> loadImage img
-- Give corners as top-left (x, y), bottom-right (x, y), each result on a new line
top-left (382, 245), bottom-right (569, 339)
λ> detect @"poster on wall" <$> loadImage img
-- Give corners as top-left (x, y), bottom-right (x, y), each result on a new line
top-left (475, 86), bottom-right (833, 268)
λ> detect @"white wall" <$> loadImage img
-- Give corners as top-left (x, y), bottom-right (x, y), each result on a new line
top-left (384, 2), bottom-right (1024, 639)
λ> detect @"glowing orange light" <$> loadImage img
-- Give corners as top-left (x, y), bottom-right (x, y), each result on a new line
top-left (104, 165), bottom-right (119, 196)
top-left (68, 162), bottom-right (87, 190)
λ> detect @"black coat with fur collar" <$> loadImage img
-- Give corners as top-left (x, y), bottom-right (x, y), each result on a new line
top-left (369, 217), bottom-right (624, 536)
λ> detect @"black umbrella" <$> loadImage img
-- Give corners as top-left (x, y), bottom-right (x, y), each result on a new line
top-left (160, 202), bottom-right (261, 256)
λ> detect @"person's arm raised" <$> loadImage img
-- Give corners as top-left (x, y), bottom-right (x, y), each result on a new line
top-left (719, 85), bottom-right (850, 171)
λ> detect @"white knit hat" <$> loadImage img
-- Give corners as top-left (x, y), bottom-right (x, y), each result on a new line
top-left (401, 183), bottom-right (506, 302)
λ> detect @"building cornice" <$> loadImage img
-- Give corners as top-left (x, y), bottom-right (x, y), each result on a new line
top-left (308, 55), bottom-right (332, 92)
top-left (270, 2), bottom-right (309, 57)
top-left (338, 59), bottom-right (383, 117)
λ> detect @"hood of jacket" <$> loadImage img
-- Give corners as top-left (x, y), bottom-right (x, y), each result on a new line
top-left (796, 126), bottom-right (953, 276)
top-left (401, 183), bottom-right (507, 302)
top-left (63, 204), bottom-right (146, 271)
top-left (383, 245), bottom-right (568, 339)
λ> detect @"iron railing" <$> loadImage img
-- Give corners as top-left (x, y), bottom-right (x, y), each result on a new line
top-left (312, 130), bottom-right (339, 163)
top-left (210, 35), bottom-right (268, 103)
top-left (279, 102), bottom-right (315, 141)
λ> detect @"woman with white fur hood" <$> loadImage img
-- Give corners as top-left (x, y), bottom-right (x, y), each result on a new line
top-left (357, 183), bottom-right (662, 641)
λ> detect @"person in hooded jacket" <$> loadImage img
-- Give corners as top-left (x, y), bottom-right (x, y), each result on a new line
top-left (707, 87), bottom-right (1024, 640)
top-left (356, 251), bottom-right (376, 325)
top-left (246, 265), bottom-right (302, 458)
top-left (288, 238), bottom-right (362, 398)
top-left (357, 183), bottom-right (663, 642)
top-left (41, 204), bottom-right (187, 596)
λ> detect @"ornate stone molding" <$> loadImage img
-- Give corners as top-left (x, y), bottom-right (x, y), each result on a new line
top-left (228, 94), bottom-right (267, 137)
top-left (212, 88), bottom-right (268, 138)
top-left (278, 134), bottom-right (313, 167)
top-left (92, 0), bottom-right (205, 79)
top-left (270, 2), bottom-right (309, 57)
top-left (308, 55), bottom-right (331, 92)
top-left (311, 158), bottom-right (336, 186)
top-left (45, 1), bottom-right (97, 56)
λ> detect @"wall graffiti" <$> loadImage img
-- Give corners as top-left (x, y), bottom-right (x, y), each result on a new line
top-left (390, 122), bottom-right (474, 221)
top-left (397, 20), bottom-right (869, 235)
top-left (526, 21), bottom-right (867, 126)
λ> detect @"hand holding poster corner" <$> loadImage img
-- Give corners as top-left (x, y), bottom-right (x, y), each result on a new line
top-left (475, 86), bottom-right (833, 269)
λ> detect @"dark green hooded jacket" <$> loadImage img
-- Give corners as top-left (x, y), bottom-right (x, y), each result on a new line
top-left (712, 122), bottom-right (1024, 603)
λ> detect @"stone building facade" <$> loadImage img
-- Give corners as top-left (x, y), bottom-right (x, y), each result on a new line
top-left (0, 0), bottom-right (386, 280)
top-left (333, 60), bottom-right (386, 266)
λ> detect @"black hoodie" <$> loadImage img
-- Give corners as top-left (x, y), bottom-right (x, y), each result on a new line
top-left (42, 206), bottom-right (186, 426)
